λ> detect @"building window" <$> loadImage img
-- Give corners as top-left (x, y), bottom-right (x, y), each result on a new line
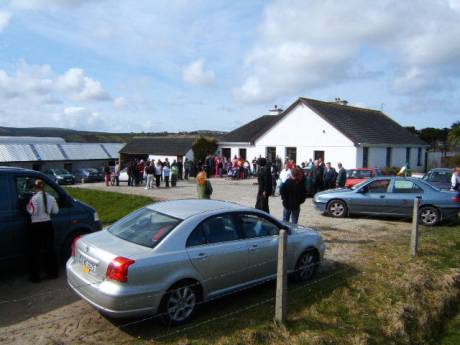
top-left (362, 147), bottom-right (369, 168)
top-left (314, 150), bottom-right (324, 162)
top-left (285, 147), bottom-right (297, 163)
top-left (405, 147), bottom-right (411, 167)
top-left (222, 148), bottom-right (231, 160)
top-left (239, 148), bottom-right (247, 160)
top-left (386, 147), bottom-right (392, 168)
top-left (417, 148), bottom-right (422, 166)
top-left (266, 147), bottom-right (276, 163)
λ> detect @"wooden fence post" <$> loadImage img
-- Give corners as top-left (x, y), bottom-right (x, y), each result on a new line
top-left (275, 229), bottom-right (288, 323)
top-left (410, 197), bottom-right (420, 257)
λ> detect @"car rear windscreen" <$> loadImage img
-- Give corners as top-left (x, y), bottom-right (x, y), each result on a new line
top-left (108, 208), bottom-right (181, 248)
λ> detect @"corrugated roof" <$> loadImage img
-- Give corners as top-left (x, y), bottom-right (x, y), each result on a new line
top-left (61, 143), bottom-right (110, 160)
top-left (0, 144), bottom-right (38, 162)
top-left (101, 143), bottom-right (124, 158)
top-left (0, 136), bottom-right (65, 144)
top-left (33, 144), bottom-right (66, 161)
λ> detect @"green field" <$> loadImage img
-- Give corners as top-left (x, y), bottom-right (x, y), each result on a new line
top-left (64, 187), bottom-right (153, 225)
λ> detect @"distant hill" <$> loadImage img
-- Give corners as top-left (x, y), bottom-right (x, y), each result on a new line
top-left (0, 126), bottom-right (226, 143)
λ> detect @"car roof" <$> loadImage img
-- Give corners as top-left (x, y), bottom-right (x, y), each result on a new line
top-left (146, 199), bottom-right (244, 219)
top-left (429, 168), bottom-right (452, 172)
top-left (0, 166), bottom-right (36, 174)
top-left (347, 168), bottom-right (375, 171)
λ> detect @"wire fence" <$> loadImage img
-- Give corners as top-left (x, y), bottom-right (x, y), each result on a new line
top-left (0, 198), bottom-right (458, 344)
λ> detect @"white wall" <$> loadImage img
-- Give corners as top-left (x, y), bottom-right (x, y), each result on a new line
top-left (365, 146), bottom-right (426, 171)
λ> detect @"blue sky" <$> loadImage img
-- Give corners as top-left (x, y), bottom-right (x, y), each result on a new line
top-left (0, 0), bottom-right (459, 133)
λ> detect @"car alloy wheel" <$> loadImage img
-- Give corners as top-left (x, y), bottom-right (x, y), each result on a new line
top-left (419, 207), bottom-right (439, 226)
top-left (165, 286), bottom-right (197, 324)
top-left (328, 200), bottom-right (346, 218)
top-left (293, 251), bottom-right (318, 282)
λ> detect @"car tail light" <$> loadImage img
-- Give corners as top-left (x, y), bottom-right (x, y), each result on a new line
top-left (106, 257), bottom-right (135, 283)
top-left (71, 235), bottom-right (81, 257)
top-left (452, 195), bottom-right (460, 203)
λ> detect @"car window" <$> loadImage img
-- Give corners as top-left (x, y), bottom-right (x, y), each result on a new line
top-left (108, 208), bottom-right (181, 248)
top-left (393, 180), bottom-right (423, 193)
top-left (240, 214), bottom-right (279, 238)
top-left (15, 176), bottom-right (61, 202)
top-left (186, 227), bottom-right (207, 247)
top-left (429, 171), bottom-right (451, 183)
top-left (194, 215), bottom-right (240, 245)
top-left (366, 179), bottom-right (391, 193)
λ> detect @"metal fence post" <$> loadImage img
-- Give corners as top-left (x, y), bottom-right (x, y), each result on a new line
top-left (275, 229), bottom-right (288, 323)
top-left (410, 197), bottom-right (420, 257)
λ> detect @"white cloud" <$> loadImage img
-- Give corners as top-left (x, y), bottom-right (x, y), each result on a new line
top-left (56, 68), bottom-right (111, 101)
top-left (183, 59), bottom-right (215, 86)
top-left (235, 0), bottom-right (460, 103)
top-left (113, 96), bottom-right (126, 108)
top-left (0, 11), bottom-right (11, 32)
top-left (12, 0), bottom-right (92, 9)
top-left (55, 106), bottom-right (106, 130)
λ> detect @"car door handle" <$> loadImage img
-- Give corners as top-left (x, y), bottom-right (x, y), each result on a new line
top-left (196, 253), bottom-right (209, 260)
top-left (249, 244), bottom-right (258, 252)
top-left (379, 195), bottom-right (385, 198)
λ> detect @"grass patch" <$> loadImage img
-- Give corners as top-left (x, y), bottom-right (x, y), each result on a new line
top-left (440, 311), bottom-right (460, 345)
top-left (111, 224), bottom-right (460, 345)
top-left (63, 187), bottom-right (153, 225)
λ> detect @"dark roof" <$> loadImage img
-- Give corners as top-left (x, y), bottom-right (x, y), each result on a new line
top-left (220, 116), bottom-right (281, 143)
top-left (119, 137), bottom-right (195, 155)
top-left (220, 97), bottom-right (427, 146)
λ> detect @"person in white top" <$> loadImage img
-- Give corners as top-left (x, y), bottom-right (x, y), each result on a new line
top-left (451, 167), bottom-right (460, 191)
top-left (26, 179), bottom-right (59, 282)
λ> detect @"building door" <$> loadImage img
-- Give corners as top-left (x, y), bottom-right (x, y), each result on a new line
top-left (362, 147), bottom-right (369, 168)
top-left (239, 148), bottom-right (247, 160)
top-left (314, 150), bottom-right (324, 161)
top-left (222, 148), bottom-right (231, 160)
top-left (285, 147), bottom-right (297, 163)
top-left (266, 147), bottom-right (276, 163)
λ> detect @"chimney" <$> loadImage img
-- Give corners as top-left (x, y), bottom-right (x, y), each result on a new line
top-left (334, 97), bottom-right (348, 106)
top-left (268, 104), bottom-right (283, 115)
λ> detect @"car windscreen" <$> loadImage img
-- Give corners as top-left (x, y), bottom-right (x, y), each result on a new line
top-left (351, 180), bottom-right (369, 190)
top-left (108, 208), bottom-right (181, 248)
top-left (54, 169), bottom-right (69, 175)
top-left (414, 179), bottom-right (441, 192)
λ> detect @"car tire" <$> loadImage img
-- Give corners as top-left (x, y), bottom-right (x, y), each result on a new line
top-left (160, 283), bottom-right (199, 326)
top-left (292, 250), bottom-right (318, 282)
top-left (327, 199), bottom-right (347, 218)
top-left (419, 206), bottom-right (440, 226)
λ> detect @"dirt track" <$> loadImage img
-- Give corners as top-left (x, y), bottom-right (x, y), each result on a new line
top-left (0, 178), bottom-right (411, 345)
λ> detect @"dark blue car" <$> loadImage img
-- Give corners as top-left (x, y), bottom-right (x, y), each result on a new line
top-left (313, 176), bottom-right (460, 226)
top-left (422, 168), bottom-right (453, 190)
top-left (0, 166), bottom-right (102, 266)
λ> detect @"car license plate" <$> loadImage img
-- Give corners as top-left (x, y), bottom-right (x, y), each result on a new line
top-left (79, 255), bottom-right (97, 273)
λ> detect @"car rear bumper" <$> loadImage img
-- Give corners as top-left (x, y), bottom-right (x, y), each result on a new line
top-left (66, 259), bottom-right (163, 318)
top-left (441, 207), bottom-right (460, 220)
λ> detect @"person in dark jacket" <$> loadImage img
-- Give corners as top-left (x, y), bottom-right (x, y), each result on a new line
top-left (280, 166), bottom-right (306, 224)
top-left (336, 162), bottom-right (347, 188)
top-left (323, 162), bottom-right (337, 190)
top-left (255, 158), bottom-right (272, 213)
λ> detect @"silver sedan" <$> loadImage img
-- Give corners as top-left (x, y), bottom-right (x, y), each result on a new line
top-left (66, 199), bottom-right (325, 325)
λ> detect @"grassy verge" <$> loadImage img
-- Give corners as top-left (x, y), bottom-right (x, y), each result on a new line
top-left (110, 224), bottom-right (460, 345)
top-left (63, 187), bottom-right (153, 225)
top-left (440, 311), bottom-right (460, 345)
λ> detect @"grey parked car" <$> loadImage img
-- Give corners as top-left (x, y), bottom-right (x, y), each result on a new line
top-left (67, 199), bottom-right (325, 324)
top-left (313, 176), bottom-right (460, 226)
top-left (422, 168), bottom-right (453, 190)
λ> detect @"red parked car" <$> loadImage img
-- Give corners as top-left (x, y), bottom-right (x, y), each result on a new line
top-left (345, 168), bottom-right (383, 188)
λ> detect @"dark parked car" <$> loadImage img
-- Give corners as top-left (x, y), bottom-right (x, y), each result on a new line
top-left (44, 168), bottom-right (75, 185)
top-left (313, 176), bottom-right (460, 226)
top-left (75, 168), bottom-right (100, 183)
top-left (0, 166), bottom-right (102, 266)
top-left (422, 168), bottom-right (453, 190)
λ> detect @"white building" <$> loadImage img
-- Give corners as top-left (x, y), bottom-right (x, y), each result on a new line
top-left (218, 97), bottom-right (429, 171)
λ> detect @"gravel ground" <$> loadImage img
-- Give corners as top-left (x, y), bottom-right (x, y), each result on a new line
top-left (0, 178), bottom-right (412, 345)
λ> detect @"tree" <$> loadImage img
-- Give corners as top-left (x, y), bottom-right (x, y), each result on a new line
top-left (448, 121), bottom-right (460, 148)
top-left (192, 136), bottom-right (218, 162)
